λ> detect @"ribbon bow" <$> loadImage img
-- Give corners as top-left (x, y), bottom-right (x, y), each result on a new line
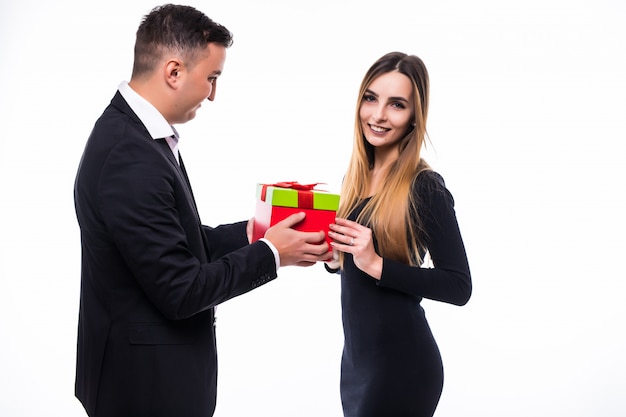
top-left (271, 181), bottom-right (325, 191)
top-left (260, 181), bottom-right (327, 209)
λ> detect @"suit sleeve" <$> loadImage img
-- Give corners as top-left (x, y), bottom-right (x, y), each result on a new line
top-left (202, 222), bottom-right (249, 261)
top-left (377, 171), bottom-right (472, 306)
top-left (98, 139), bottom-right (277, 320)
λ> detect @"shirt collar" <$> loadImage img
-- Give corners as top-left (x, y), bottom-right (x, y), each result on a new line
top-left (117, 81), bottom-right (179, 140)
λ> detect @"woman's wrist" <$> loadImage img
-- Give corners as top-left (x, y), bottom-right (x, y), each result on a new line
top-left (324, 261), bottom-right (341, 274)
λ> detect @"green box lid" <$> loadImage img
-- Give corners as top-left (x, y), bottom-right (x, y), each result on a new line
top-left (257, 183), bottom-right (339, 211)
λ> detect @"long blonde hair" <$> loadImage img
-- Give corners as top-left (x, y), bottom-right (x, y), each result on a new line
top-left (337, 52), bottom-right (431, 266)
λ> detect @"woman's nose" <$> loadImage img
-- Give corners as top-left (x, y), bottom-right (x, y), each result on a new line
top-left (373, 105), bottom-right (386, 122)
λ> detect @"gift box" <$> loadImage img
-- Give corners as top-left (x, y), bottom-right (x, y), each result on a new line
top-left (252, 182), bottom-right (340, 249)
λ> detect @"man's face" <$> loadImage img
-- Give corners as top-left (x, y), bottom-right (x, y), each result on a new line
top-left (173, 43), bottom-right (226, 124)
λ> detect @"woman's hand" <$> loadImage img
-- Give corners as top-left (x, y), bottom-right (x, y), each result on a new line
top-left (324, 248), bottom-right (341, 272)
top-left (328, 217), bottom-right (383, 280)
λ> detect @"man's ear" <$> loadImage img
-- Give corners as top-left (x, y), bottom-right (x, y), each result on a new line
top-left (165, 60), bottom-right (182, 87)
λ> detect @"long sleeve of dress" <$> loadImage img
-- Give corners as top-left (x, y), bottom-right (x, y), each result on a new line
top-left (377, 171), bottom-right (472, 306)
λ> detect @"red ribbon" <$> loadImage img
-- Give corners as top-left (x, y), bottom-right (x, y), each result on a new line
top-left (260, 181), bottom-right (326, 209)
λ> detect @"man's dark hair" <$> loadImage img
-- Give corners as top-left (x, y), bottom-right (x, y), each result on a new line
top-left (132, 4), bottom-right (233, 77)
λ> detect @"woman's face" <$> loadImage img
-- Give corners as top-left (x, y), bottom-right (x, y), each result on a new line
top-left (359, 71), bottom-right (414, 150)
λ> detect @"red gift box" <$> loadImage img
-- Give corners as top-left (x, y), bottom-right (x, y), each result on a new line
top-left (252, 182), bottom-right (340, 249)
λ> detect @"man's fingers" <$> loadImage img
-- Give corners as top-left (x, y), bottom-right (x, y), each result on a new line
top-left (275, 212), bottom-right (306, 228)
top-left (273, 213), bottom-right (326, 244)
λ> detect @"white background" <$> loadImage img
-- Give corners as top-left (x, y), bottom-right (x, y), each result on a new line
top-left (1, 0), bottom-right (625, 416)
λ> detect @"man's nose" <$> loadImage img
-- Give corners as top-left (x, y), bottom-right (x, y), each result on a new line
top-left (207, 83), bottom-right (216, 101)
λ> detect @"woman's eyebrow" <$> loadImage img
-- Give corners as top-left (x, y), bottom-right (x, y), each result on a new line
top-left (365, 88), bottom-right (409, 103)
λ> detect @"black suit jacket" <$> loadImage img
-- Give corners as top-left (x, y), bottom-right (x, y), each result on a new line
top-left (74, 92), bottom-right (277, 417)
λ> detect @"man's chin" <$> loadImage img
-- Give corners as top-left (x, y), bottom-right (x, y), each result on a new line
top-left (181, 111), bottom-right (198, 124)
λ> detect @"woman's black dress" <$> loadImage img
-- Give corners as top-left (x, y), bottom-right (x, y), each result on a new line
top-left (339, 171), bottom-right (472, 417)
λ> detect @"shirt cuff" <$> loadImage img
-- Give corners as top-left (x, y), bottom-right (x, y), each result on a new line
top-left (259, 238), bottom-right (280, 271)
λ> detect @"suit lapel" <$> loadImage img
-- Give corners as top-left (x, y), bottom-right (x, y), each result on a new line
top-left (178, 155), bottom-right (200, 212)
top-left (154, 138), bottom-right (201, 223)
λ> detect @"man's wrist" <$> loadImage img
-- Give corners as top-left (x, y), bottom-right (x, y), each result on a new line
top-left (259, 238), bottom-right (280, 271)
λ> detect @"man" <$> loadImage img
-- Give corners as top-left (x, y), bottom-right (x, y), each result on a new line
top-left (73, 4), bottom-right (329, 416)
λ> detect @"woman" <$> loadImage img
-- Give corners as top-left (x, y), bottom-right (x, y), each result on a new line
top-left (326, 52), bottom-right (472, 416)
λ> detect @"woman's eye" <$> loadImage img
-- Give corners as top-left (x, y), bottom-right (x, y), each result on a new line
top-left (363, 94), bottom-right (376, 102)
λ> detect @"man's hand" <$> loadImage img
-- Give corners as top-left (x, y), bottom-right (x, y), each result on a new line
top-left (264, 212), bottom-right (329, 267)
top-left (246, 217), bottom-right (254, 243)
